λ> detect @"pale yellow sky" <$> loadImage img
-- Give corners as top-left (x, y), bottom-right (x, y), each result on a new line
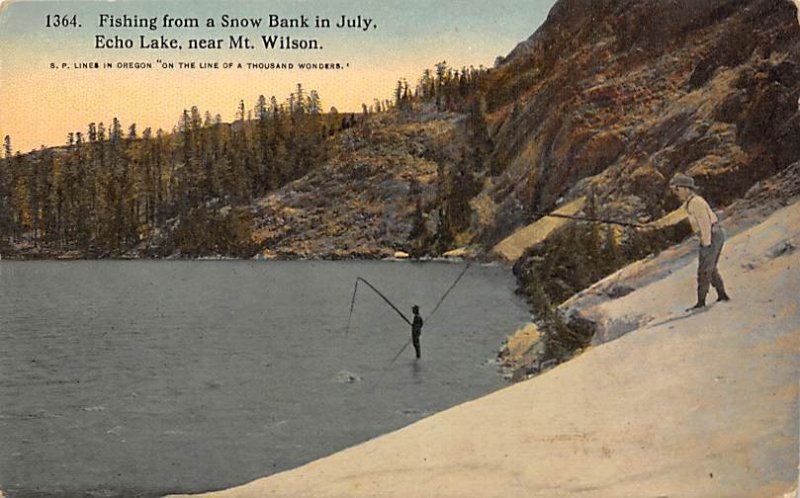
top-left (2, 58), bottom-right (423, 150)
top-left (0, 0), bottom-right (556, 152)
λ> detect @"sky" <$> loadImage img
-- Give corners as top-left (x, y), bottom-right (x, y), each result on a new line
top-left (0, 0), bottom-right (557, 152)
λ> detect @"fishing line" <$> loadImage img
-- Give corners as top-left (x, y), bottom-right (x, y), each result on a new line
top-left (532, 210), bottom-right (646, 229)
top-left (425, 262), bottom-right (471, 321)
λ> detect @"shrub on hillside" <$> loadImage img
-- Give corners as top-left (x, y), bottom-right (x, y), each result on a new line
top-left (516, 219), bottom-right (691, 362)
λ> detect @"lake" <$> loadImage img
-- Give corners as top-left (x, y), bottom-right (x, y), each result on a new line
top-left (0, 261), bottom-right (529, 497)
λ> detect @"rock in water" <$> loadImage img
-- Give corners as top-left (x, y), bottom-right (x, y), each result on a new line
top-left (335, 370), bottom-right (363, 384)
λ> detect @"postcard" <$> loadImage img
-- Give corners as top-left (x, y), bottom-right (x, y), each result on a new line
top-left (1, 0), bottom-right (798, 497)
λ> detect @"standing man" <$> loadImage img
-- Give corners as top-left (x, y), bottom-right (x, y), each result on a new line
top-left (669, 173), bottom-right (731, 310)
top-left (411, 305), bottom-right (423, 359)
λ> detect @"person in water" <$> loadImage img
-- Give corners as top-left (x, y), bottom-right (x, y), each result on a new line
top-left (411, 305), bottom-right (423, 359)
top-left (669, 173), bottom-right (730, 310)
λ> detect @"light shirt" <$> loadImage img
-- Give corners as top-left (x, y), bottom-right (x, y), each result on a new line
top-left (684, 194), bottom-right (718, 246)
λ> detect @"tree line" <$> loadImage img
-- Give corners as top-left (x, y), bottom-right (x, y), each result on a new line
top-left (0, 85), bottom-right (352, 257)
top-left (0, 61), bottom-right (494, 258)
top-left (395, 61), bottom-right (489, 113)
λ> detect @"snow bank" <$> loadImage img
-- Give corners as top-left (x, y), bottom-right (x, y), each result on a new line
top-left (167, 201), bottom-right (799, 498)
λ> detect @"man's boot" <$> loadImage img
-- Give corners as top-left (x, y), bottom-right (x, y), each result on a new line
top-left (687, 300), bottom-right (706, 312)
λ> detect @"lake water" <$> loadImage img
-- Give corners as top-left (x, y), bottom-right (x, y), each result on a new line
top-left (0, 261), bottom-right (529, 498)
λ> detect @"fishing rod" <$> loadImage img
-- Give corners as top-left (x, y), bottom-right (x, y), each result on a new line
top-left (346, 277), bottom-right (411, 335)
top-left (531, 210), bottom-right (647, 229)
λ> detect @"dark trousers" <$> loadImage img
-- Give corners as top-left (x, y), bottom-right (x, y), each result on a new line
top-left (697, 224), bottom-right (727, 303)
top-left (412, 333), bottom-right (421, 358)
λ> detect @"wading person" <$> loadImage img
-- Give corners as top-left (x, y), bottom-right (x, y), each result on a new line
top-left (411, 305), bottom-right (423, 359)
top-left (669, 173), bottom-right (730, 311)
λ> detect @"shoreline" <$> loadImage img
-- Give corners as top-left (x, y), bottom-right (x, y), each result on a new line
top-left (0, 249), bottom-right (479, 263)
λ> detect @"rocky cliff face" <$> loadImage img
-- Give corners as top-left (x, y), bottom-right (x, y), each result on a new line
top-left (251, 0), bottom-right (799, 260)
top-left (252, 114), bottom-right (465, 259)
top-left (484, 0), bottom-right (800, 370)
top-left (482, 0), bottom-right (799, 236)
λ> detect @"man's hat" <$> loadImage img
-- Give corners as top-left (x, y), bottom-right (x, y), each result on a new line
top-left (412, 305), bottom-right (419, 313)
top-left (669, 173), bottom-right (698, 190)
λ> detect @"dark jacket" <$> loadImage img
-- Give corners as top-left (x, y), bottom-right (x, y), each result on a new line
top-left (412, 315), bottom-right (423, 337)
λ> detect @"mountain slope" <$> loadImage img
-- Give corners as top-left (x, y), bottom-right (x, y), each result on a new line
top-left (482, 0), bottom-right (799, 239)
top-left (251, 113), bottom-right (467, 259)
top-left (249, 0), bottom-right (800, 261)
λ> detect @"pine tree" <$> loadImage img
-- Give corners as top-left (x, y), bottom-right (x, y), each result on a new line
top-left (602, 224), bottom-right (623, 273)
top-left (294, 83), bottom-right (306, 115)
top-left (409, 197), bottom-right (429, 257)
top-left (237, 100), bottom-right (246, 122)
top-left (394, 80), bottom-right (404, 108)
top-left (434, 204), bottom-right (453, 253)
top-left (255, 95), bottom-right (272, 193)
top-left (583, 193), bottom-right (603, 279)
top-left (10, 151), bottom-right (29, 241)
top-left (38, 148), bottom-right (56, 246)
top-left (0, 170), bottom-right (8, 242)
top-left (435, 61), bottom-right (448, 111)
top-left (308, 90), bottom-right (321, 115)
top-left (419, 69), bottom-right (434, 100)
top-left (73, 132), bottom-right (92, 249)
top-left (0, 137), bottom-right (13, 241)
top-left (466, 98), bottom-right (492, 161)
